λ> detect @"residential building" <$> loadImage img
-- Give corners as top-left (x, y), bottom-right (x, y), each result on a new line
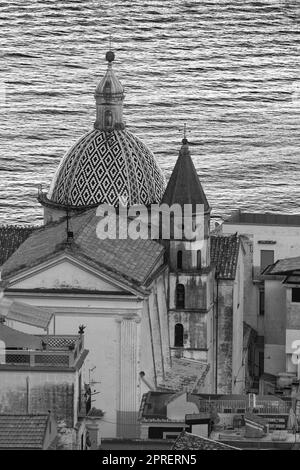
top-left (0, 322), bottom-right (98, 449)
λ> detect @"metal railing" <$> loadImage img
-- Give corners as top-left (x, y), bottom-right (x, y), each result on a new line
top-left (2, 335), bottom-right (84, 368)
top-left (197, 399), bottom-right (291, 415)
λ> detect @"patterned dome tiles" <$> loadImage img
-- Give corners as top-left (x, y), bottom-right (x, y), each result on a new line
top-left (48, 129), bottom-right (166, 207)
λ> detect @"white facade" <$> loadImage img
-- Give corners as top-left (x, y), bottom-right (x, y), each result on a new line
top-left (2, 252), bottom-right (170, 438)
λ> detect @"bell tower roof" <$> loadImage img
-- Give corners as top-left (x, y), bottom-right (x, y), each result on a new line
top-left (161, 138), bottom-right (210, 213)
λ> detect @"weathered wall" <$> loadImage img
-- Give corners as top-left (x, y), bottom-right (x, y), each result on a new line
top-left (217, 281), bottom-right (233, 394)
top-left (222, 223), bottom-right (300, 268)
top-left (0, 371), bottom-right (75, 426)
top-left (231, 247), bottom-right (245, 393)
top-left (166, 392), bottom-right (199, 421)
top-left (264, 279), bottom-right (286, 374)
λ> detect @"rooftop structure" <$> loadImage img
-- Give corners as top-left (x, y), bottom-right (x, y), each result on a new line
top-left (0, 414), bottom-right (57, 450)
top-left (224, 211), bottom-right (300, 227)
top-left (0, 324), bottom-right (86, 371)
top-left (173, 431), bottom-right (240, 450)
top-left (39, 51), bottom-right (166, 214)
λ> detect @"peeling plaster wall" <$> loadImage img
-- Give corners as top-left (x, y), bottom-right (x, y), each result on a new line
top-left (0, 372), bottom-right (75, 426)
top-left (217, 281), bottom-right (234, 394)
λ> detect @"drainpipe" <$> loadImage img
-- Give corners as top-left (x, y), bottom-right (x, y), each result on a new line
top-left (215, 271), bottom-right (219, 394)
top-left (26, 376), bottom-right (30, 414)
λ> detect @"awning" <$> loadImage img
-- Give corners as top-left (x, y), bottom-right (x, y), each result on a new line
top-left (0, 324), bottom-right (42, 350)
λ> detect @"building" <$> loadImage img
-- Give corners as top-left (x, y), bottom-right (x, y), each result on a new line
top-left (173, 431), bottom-right (240, 450)
top-left (222, 211), bottom-right (300, 385)
top-left (0, 50), bottom-right (249, 438)
top-left (0, 322), bottom-right (99, 449)
top-left (138, 390), bottom-right (292, 442)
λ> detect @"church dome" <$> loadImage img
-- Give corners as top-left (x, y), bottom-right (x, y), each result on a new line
top-left (47, 128), bottom-right (166, 207)
top-left (44, 50), bottom-right (166, 210)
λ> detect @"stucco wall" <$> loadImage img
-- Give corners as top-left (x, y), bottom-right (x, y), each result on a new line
top-left (217, 281), bottom-right (233, 394)
top-left (0, 371), bottom-right (76, 426)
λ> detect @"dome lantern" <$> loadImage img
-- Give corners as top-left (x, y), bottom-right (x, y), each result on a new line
top-left (94, 51), bottom-right (125, 132)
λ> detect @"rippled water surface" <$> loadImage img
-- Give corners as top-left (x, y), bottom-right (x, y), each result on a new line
top-left (1, 0), bottom-right (299, 224)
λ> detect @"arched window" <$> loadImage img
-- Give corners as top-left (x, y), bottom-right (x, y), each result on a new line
top-left (174, 323), bottom-right (184, 347)
top-left (197, 250), bottom-right (201, 269)
top-left (177, 250), bottom-right (183, 270)
top-left (105, 110), bottom-right (113, 127)
top-left (176, 284), bottom-right (185, 309)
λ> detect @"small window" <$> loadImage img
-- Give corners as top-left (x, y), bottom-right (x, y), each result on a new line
top-left (177, 251), bottom-right (183, 270)
top-left (176, 284), bottom-right (185, 309)
top-left (174, 323), bottom-right (184, 347)
top-left (260, 250), bottom-right (274, 271)
top-left (197, 250), bottom-right (201, 269)
top-left (259, 290), bottom-right (265, 316)
top-left (259, 351), bottom-right (264, 376)
top-left (292, 288), bottom-right (300, 303)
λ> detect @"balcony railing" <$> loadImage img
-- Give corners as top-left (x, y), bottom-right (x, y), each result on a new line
top-left (1, 334), bottom-right (84, 368)
top-left (197, 399), bottom-right (291, 415)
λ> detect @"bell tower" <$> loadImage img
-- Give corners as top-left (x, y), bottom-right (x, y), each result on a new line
top-left (162, 137), bottom-right (214, 385)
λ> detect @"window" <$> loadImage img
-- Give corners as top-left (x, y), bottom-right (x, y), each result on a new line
top-left (197, 250), bottom-right (201, 269)
top-left (176, 284), bottom-right (185, 309)
top-left (174, 323), bottom-right (184, 347)
top-left (260, 250), bottom-right (274, 271)
top-left (259, 289), bottom-right (265, 316)
top-left (292, 288), bottom-right (300, 303)
top-left (177, 250), bottom-right (183, 270)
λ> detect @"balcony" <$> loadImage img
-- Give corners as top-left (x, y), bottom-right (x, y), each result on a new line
top-left (197, 398), bottom-right (291, 415)
top-left (1, 334), bottom-right (84, 369)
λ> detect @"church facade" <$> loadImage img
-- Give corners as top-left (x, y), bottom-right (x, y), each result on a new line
top-left (0, 51), bottom-right (249, 438)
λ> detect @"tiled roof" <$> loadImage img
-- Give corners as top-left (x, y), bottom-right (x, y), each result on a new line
top-left (210, 234), bottom-right (240, 279)
top-left (172, 431), bottom-right (240, 450)
top-left (0, 414), bottom-right (49, 449)
top-left (162, 139), bottom-right (210, 213)
top-left (264, 257), bottom-right (300, 275)
top-left (224, 211), bottom-right (300, 227)
top-left (1, 299), bottom-right (53, 329)
top-left (1, 209), bottom-right (164, 289)
top-left (0, 225), bottom-right (37, 266)
top-left (158, 358), bottom-right (210, 393)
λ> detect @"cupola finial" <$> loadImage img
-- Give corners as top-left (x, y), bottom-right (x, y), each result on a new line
top-left (181, 122), bottom-right (189, 145)
top-left (94, 46), bottom-right (125, 131)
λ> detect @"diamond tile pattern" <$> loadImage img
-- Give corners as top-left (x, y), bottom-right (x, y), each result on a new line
top-left (48, 129), bottom-right (166, 207)
top-left (0, 415), bottom-right (49, 449)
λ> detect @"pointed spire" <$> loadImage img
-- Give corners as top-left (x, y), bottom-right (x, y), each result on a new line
top-left (161, 138), bottom-right (210, 214)
top-left (94, 50), bottom-right (125, 131)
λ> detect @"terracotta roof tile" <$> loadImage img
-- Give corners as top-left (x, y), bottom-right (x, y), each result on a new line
top-left (1, 209), bottom-right (164, 287)
top-left (0, 414), bottom-right (49, 449)
top-left (210, 234), bottom-right (240, 279)
top-left (265, 256), bottom-right (300, 275)
top-left (172, 431), bottom-right (240, 450)
top-left (0, 225), bottom-right (37, 266)
top-left (158, 358), bottom-right (210, 393)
